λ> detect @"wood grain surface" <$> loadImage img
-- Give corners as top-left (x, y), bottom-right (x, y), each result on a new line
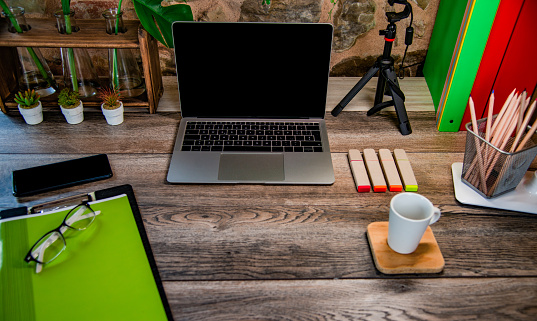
top-left (0, 19), bottom-right (141, 48)
top-left (1, 77), bottom-right (536, 320)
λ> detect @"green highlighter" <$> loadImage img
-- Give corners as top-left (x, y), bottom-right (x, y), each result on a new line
top-left (394, 149), bottom-right (418, 192)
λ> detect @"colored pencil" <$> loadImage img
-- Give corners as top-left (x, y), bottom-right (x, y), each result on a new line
top-left (468, 96), bottom-right (487, 191)
top-left (464, 87), bottom-right (537, 196)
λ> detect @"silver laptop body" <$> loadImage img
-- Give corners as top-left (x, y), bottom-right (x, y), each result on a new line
top-left (167, 22), bottom-right (335, 184)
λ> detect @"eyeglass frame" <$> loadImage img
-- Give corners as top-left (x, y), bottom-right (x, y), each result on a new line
top-left (24, 201), bottom-right (101, 273)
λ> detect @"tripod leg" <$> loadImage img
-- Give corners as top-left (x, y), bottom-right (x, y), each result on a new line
top-left (367, 66), bottom-right (401, 115)
top-left (382, 67), bottom-right (412, 135)
top-left (374, 71), bottom-right (387, 107)
top-left (367, 100), bottom-right (394, 116)
top-left (331, 64), bottom-right (380, 117)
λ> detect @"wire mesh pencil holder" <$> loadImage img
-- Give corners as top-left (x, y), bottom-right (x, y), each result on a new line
top-left (461, 118), bottom-right (537, 198)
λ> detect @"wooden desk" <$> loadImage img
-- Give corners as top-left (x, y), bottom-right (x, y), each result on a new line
top-left (1, 77), bottom-right (536, 320)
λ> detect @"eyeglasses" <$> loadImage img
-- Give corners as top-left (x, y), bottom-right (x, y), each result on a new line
top-left (24, 201), bottom-right (101, 273)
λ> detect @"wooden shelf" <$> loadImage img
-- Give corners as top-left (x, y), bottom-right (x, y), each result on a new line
top-left (0, 18), bottom-right (163, 114)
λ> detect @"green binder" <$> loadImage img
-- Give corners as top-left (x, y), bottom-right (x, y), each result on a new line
top-left (423, 0), bottom-right (500, 132)
top-left (0, 185), bottom-right (172, 321)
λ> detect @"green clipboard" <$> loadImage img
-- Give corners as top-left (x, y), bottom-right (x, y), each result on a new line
top-left (0, 185), bottom-right (173, 321)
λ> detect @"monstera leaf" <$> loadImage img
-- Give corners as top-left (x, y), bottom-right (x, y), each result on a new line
top-left (132, 0), bottom-right (193, 48)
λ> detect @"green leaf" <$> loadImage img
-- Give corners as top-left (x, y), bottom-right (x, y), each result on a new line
top-left (0, 1), bottom-right (24, 33)
top-left (131, 0), bottom-right (193, 48)
top-left (61, 0), bottom-right (71, 15)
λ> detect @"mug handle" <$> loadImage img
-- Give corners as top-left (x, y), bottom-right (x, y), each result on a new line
top-left (429, 207), bottom-right (441, 225)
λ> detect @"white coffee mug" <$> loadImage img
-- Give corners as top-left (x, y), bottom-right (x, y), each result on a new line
top-left (387, 193), bottom-right (441, 254)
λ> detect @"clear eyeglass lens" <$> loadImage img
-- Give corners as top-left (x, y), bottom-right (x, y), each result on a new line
top-left (31, 231), bottom-right (66, 264)
top-left (65, 204), bottom-right (96, 230)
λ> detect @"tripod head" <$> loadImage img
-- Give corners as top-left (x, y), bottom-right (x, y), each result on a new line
top-left (386, 0), bottom-right (412, 23)
top-left (380, 0), bottom-right (413, 46)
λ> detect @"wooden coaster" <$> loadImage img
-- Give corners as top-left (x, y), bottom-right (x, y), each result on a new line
top-left (367, 222), bottom-right (444, 274)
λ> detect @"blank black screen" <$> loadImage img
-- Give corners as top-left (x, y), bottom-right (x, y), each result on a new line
top-left (172, 22), bottom-right (333, 119)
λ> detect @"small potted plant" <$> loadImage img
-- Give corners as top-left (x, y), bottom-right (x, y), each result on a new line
top-left (14, 89), bottom-right (43, 125)
top-left (99, 87), bottom-right (123, 125)
top-left (58, 88), bottom-right (83, 124)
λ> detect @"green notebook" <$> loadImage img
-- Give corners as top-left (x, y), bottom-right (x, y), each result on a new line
top-left (0, 185), bottom-right (172, 321)
top-left (423, 0), bottom-right (500, 132)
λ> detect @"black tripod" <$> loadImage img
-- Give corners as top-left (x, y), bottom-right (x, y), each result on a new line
top-left (331, 0), bottom-right (413, 135)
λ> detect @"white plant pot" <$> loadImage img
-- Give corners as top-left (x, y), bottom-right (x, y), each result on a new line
top-left (101, 102), bottom-right (124, 125)
top-left (60, 101), bottom-right (84, 124)
top-left (18, 102), bottom-right (43, 125)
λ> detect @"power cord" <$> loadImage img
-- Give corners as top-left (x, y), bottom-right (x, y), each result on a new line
top-left (398, 4), bottom-right (414, 79)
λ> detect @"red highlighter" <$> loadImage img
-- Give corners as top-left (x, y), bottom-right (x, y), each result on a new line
top-left (348, 150), bottom-right (371, 192)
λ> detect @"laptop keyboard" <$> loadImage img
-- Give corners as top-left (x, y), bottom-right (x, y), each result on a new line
top-left (181, 121), bottom-right (323, 152)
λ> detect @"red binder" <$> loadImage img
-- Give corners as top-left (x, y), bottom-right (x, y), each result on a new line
top-left (460, 0), bottom-right (537, 130)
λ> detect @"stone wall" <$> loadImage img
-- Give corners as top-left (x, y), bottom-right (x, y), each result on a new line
top-left (8, 0), bottom-right (439, 77)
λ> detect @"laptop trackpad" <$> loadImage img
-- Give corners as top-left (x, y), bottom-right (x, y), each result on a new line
top-left (218, 154), bottom-right (285, 181)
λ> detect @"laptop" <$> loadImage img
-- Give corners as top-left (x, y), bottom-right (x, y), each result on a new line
top-left (167, 22), bottom-right (335, 184)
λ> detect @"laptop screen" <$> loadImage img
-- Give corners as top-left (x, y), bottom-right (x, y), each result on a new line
top-left (172, 22), bottom-right (333, 119)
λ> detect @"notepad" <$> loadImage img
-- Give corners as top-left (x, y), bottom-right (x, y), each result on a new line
top-left (0, 185), bottom-right (172, 321)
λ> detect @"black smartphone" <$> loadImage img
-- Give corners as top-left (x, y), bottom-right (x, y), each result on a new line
top-left (12, 154), bottom-right (113, 197)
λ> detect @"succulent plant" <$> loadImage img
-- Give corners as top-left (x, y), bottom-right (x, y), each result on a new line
top-left (99, 87), bottom-right (122, 110)
top-left (58, 88), bottom-right (81, 109)
top-left (14, 89), bottom-right (41, 109)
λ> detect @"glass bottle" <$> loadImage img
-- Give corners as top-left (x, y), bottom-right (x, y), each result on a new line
top-left (55, 10), bottom-right (100, 98)
top-left (2, 7), bottom-right (57, 96)
top-left (103, 9), bottom-right (145, 98)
